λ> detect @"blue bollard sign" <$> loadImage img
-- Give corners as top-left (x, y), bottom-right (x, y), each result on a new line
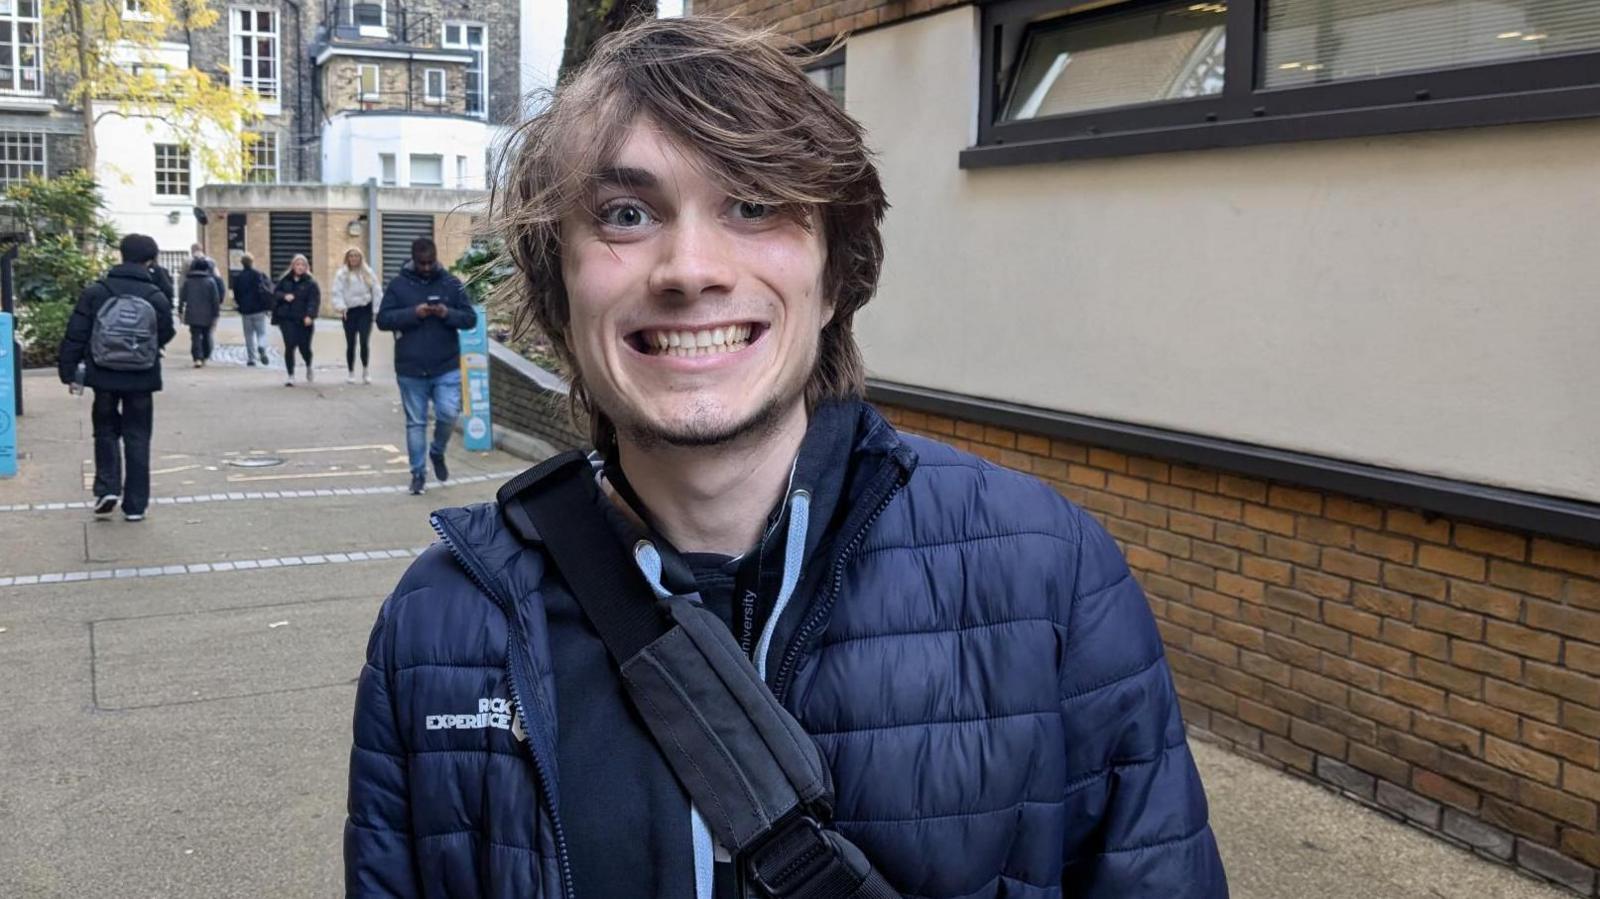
top-left (0, 312), bottom-right (15, 477)
top-left (458, 306), bottom-right (493, 453)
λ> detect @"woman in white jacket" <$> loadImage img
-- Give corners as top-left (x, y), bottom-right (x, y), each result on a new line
top-left (332, 247), bottom-right (381, 384)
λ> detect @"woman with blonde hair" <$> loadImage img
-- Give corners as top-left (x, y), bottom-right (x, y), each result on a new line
top-left (332, 247), bottom-right (380, 384)
top-left (272, 254), bottom-right (320, 386)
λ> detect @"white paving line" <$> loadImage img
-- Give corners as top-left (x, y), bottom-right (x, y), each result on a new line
top-left (0, 470), bottom-right (522, 514)
top-left (0, 546), bottom-right (428, 589)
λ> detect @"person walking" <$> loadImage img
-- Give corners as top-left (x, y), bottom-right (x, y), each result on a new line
top-left (375, 237), bottom-right (475, 495)
top-left (232, 253), bottom-right (273, 366)
top-left (331, 247), bottom-right (379, 384)
top-left (273, 254), bottom-right (320, 386)
top-left (179, 258), bottom-right (222, 367)
top-left (56, 234), bottom-right (176, 522)
top-left (346, 19), bottom-right (1226, 899)
top-left (190, 242), bottom-right (226, 303)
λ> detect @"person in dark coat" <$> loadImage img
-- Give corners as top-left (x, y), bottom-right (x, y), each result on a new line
top-left (179, 258), bottom-right (222, 366)
top-left (272, 254), bottom-right (320, 386)
top-left (56, 233), bottom-right (176, 522)
top-left (375, 237), bottom-right (476, 495)
top-left (344, 19), bottom-right (1227, 899)
top-left (231, 252), bottom-right (273, 366)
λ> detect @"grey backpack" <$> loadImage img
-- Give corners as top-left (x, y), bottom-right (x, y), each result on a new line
top-left (90, 286), bottom-right (160, 371)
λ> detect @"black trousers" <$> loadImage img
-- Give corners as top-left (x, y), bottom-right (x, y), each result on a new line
top-left (189, 324), bottom-right (213, 361)
top-left (343, 304), bottom-right (373, 371)
top-left (91, 389), bottom-right (154, 514)
top-left (279, 321), bottom-right (313, 375)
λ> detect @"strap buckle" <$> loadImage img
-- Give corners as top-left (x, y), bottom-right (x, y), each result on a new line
top-left (747, 814), bottom-right (838, 898)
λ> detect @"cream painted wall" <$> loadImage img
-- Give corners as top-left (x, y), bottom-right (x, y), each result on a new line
top-left (847, 7), bottom-right (1600, 503)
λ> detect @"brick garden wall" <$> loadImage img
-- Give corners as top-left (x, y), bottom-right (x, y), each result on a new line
top-left (488, 352), bottom-right (586, 450)
top-left (876, 403), bottom-right (1600, 895)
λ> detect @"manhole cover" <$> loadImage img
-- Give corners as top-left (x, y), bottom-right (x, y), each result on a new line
top-left (226, 457), bottom-right (285, 469)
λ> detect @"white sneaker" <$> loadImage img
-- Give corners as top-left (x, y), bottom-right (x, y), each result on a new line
top-left (94, 494), bottom-right (119, 515)
top-left (123, 512), bottom-right (145, 522)
top-left (346, 372), bottom-right (356, 384)
top-left (362, 369), bottom-right (371, 385)
top-left (285, 375), bottom-right (295, 387)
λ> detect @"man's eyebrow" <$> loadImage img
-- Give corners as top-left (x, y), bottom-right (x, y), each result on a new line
top-left (591, 166), bottom-right (660, 191)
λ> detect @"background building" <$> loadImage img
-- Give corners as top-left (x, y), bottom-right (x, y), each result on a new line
top-left (2, 0), bottom-right (520, 254)
top-left (685, 0), bottom-right (1600, 892)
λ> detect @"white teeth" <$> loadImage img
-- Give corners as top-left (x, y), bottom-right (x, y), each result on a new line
top-left (641, 326), bottom-right (754, 356)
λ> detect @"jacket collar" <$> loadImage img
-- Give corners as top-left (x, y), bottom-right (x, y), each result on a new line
top-left (108, 262), bottom-right (158, 283)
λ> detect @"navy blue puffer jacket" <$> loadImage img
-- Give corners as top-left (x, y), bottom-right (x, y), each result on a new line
top-left (346, 405), bottom-right (1228, 898)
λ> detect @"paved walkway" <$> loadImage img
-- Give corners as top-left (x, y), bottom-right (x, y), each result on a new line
top-left (0, 319), bottom-right (1572, 897)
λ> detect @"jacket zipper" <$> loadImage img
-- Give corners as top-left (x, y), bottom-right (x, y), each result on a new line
top-left (430, 514), bottom-right (576, 899)
top-left (771, 464), bottom-right (910, 703)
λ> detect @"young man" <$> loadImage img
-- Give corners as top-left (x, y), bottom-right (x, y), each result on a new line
top-left (375, 237), bottom-right (476, 495)
top-left (346, 18), bottom-right (1228, 899)
top-left (57, 234), bottom-right (176, 522)
top-left (231, 253), bottom-right (273, 366)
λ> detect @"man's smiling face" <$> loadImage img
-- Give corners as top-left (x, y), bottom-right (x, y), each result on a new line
top-left (559, 118), bottom-right (831, 449)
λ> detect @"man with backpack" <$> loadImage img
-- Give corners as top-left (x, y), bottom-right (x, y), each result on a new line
top-left (57, 234), bottom-right (176, 522)
top-left (231, 252), bottom-right (273, 366)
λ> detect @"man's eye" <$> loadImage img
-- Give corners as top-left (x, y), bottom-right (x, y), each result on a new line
top-left (599, 203), bottom-right (653, 228)
top-left (735, 201), bottom-right (774, 221)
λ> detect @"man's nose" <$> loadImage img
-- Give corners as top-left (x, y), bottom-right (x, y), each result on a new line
top-left (647, 213), bottom-right (737, 301)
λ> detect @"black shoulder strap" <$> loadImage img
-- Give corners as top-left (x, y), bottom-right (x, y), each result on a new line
top-left (504, 452), bottom-right (900, 899)
top-left (505, 450), bottom-right (672, 663)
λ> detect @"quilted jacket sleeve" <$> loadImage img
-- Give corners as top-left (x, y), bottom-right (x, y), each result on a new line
top-left (345, 599), bottom-right (418, 898)
top-left (1059, 509), bottom-right (1228, 898)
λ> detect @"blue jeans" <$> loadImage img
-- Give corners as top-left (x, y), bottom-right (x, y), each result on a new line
top-left (397, 370), bottom-right (461, 476)
top-left (241, 312), bottom-right (270, 358)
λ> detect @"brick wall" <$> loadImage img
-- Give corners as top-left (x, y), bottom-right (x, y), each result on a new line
top-left (488, 353), bottom-right (586, 450)
top-left (875, 403), bottom-right (1600, 896)
top-left (691, 0), bottom-right (964, 45)
top-left (321, 57), bottom-right (470, 116)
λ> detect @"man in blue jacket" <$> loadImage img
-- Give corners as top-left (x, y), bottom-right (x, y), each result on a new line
top-left (346, 17), bottom-right (1228, 899)
top-left (375, 237), bottom-right (476, 495)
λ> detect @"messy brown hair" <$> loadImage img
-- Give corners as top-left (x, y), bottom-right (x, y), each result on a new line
top-left (491, 16), bottom-right (888, 454)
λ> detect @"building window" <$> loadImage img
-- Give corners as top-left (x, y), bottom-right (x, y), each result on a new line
top-left (0, 0), bottom-right (43, 96)
top-left (409, 153), bottom-right (442, 187)
top-left (122, 0), bottom-right (152, 20)
top-left (442, 21), bottom-right (486, 117)
top-left (244, 131), bottom-right (277, 183)
top-left (1259, 1), bottom-right (1600, 89)
top-left (351, 1), bottom-right (385, 35)
top-left (358, 63), bottom-right (379, 101)
top-left (423, 68), bottom-right (445, 105)
top-left (154, 143), bottom-right (191, 197)
top-left (379, 152), bottom-right (395, 186)
top-left (230, 7), bottom-right (279, 103)
top-left (455, 154), bottom-right (467, 188)
top-left (805, 52), bottom-right (845, 106)
top-left (973, 0), bottom-right (1600, 166)
top-left (0, 130), bottom-right (44, 187)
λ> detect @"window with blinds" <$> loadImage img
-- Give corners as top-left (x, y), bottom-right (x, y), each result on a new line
top-left (1261, 0), bottom-right (1600, 89)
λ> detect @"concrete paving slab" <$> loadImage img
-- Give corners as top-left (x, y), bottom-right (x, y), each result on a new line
top-left (91, 594), bottom-right (378, 710)
top-left (1199, 738), bottom-right (1568, 898)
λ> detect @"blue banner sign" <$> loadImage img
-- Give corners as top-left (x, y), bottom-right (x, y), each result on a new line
top-left (0, 312), bottom-right (15, 477)
top-left (458, 307), bottom-right (493, 452)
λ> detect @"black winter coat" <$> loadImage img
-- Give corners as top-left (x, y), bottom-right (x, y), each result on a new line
top-left (57, 263), bottom-right (176, 393)
top-left (273, 273), bottom-right (321, 325)
top-left (180, 271), bottom-right (222, 327)
top-left (231, 266), bottom-right (273, 315)
top-left (375, 261), bottom-right (476, 378)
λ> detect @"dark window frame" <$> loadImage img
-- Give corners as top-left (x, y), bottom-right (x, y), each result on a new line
top-left (966, 0), bottom-right (1600, 168)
